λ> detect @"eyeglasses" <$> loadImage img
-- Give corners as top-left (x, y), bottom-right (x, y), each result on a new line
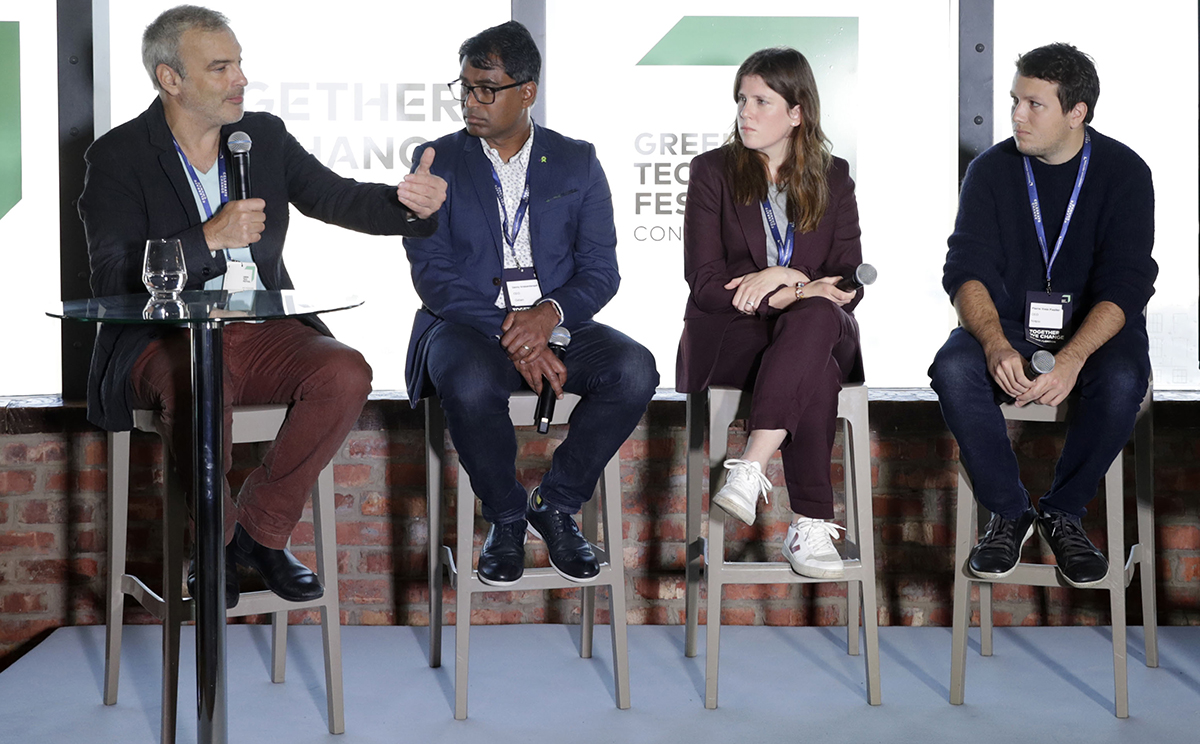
top-left (448, 79), bottom-right (527, 105)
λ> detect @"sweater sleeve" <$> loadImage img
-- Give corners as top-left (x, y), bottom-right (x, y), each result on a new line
top-left (1088, 156), bottom-right (1156, 319)
top-left (943, 154), bottom-right (1008, 307)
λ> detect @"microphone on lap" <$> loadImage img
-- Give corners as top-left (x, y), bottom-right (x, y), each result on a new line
top-left (535, 327), bottom-right (572, 434)
top-left (995, 349), bottom-right (1056, 405)
top-left (228, 131), bottom-right (252, 200)
top-left (835, 263), bottom-right (877, 292)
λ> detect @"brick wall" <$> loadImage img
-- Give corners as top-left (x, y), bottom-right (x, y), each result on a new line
top-left (2, 397), bottom-right (1198, 669)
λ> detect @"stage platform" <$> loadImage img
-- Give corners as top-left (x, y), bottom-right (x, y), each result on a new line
top-left (0, 624), bottom-right (1195, 743)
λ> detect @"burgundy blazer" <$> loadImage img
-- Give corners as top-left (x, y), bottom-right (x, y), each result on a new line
top-left (675, 146), bottom-right (864, 392)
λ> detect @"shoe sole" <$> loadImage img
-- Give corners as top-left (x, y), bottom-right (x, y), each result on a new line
top-left (784, 559), bottom-right (844, 580)
top-left (968, 523), bottom-right (1035, 580)
top-left (711, 492), bottom-right (756, 526)
top-left (525, 524), bottom-right (600, 584)
top-left (477, 573), bottom-right (522, 588)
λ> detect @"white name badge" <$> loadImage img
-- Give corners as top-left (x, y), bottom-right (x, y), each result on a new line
top-left (1024, 290), bottom-right (1073, 348)
top-left (223, 260), bottom-right (258, 291)
top-left (502, 266), bottom-right (542, 311)
top-left (1028, 302), bottom-right (1063, 330)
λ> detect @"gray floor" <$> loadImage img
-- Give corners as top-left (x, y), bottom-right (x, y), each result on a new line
top-left (0, 623), bottom-right (1196, 743)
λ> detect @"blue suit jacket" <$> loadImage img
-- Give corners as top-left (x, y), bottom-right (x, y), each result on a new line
top-left (402, 124), bottom-right (619, 402)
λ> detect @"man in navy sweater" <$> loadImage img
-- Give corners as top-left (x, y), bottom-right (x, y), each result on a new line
top-left (929, 43), bottom-right (1156, 587)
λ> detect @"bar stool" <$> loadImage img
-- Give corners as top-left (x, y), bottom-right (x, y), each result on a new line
top-left (425, 391), bottom-right (630, 720)
top-left (949, 388), bottom-right (1157, 718)
top-left (105, 404), bottom-right (345, 743)
top-left (683, 383), bottom-right (881, 708)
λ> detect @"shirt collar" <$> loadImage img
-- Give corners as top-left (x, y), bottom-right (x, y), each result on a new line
top-left (482, 121), bottom-right (535, 169)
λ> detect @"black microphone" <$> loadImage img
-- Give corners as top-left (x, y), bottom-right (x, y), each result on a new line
top-left (995, 349), bottom-right (1056, 405)
top-left (227, 131), bottom-right (252, 199)
top-left (835, 263), bottom-right (877, 292)
top-left (535, 327), bottom-right (571, 434)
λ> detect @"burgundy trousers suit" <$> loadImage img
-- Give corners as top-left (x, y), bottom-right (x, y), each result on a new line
top-left (675, 147), bottom-right (865, 519)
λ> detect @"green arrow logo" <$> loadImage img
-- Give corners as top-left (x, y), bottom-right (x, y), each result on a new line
top-left (638, 16), bottom-right (857, 67)
top-left (0, 22), bottom-right (20, 222)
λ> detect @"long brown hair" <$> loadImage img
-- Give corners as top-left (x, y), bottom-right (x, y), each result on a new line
top-left (726, 47), bottom-right (832, 233)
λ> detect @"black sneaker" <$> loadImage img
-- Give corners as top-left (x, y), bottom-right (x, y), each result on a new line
top-left (1037, 510), bottom-right (1109, 588)
top-left (968, 507), bottom-right (1037, 579)
top-left (477, 519), bottom-right (527, 587)
top-left (525, 487), bottom-right (600, 583)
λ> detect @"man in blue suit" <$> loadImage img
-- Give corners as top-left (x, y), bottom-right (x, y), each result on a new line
top-left (403, 21), bottom-right (658, 586)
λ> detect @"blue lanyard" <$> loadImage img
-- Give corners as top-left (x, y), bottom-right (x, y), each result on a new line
top-left (761, 197), bottom-right (795, 267)
top-left (1022, 130), bottom-right (1091, 292)
top-left (172, 137), bottom-right (228, 220)
top-left (489, 166), bottom-right (531, 264)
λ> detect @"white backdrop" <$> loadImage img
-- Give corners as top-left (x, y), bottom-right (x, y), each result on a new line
top-left (0, 1), bottom-right (1195, 395)
top-left (546, 0), bottom-right (959, 389)
top-left (0, 6), bottom-right (62, 396)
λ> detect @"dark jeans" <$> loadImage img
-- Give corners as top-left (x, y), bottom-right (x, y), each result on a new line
top-left (424, 319), bottom-right (659, 525)
top-left (131, 319), bottom-right (373, 548)
top-left (929, 323), bottom-right (1149, 520)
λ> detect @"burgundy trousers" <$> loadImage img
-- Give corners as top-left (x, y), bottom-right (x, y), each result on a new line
top-left (130, 318), bottom-right (372, 549)
top-left (706, 299), bottom-right (859, 519)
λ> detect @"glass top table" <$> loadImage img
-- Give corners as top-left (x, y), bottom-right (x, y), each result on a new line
top-left (49, 290), bottom-right (362, 744)
top-left (49, 289), bottom-right (362, 325)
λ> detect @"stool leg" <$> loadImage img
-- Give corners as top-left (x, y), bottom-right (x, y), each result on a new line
top-left (270, 587), bottom-right (287, 684)
top-left (684, 393), bottom-right (705, 659)
top-left (426, 400), bottom-right (446, 669)
top-left (704, 507), bottom-right (725, 710)
top-left (312, 463), bottom-right (345, 734)
top-left (979, 583), bottom-right (993, 657)
top-left (1134, 406), bottom-right (1158, 668)
top-left (161, 461), bottom-right (187, 744)
top-left (104, 431), bottom-right (131, 706)
top-left (843, 416), bottom-right (861, 657)
top-left (580, 493), bottom-right (598, 660)
top-left (1104, 455), bottom-right (1129, 719)
top-left (950, 464), bottom-right (976, 705)
top-left (601, 454), bottom-right (630, 709)
top-left (847, 406), bottom-right (881, 705)
top-left (454, 465), bottom-right (473, 721)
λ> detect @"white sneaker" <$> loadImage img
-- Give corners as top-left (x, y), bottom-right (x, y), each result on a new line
top-left (783, 518), bottom-right (846, 578)
top-left (711, 459), bottom-right (772, 525)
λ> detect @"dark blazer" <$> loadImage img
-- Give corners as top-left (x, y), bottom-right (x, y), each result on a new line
top-left (78, 98), bottom-right (437, 431)
top-left (402, 124), bottom-right (618, 402)
top-left (676, 146), bottom-right (864, 393)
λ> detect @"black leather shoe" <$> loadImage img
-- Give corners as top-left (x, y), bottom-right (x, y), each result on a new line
top-left (968, 507), bottom-right (1036, 579)
top-left (229, 524), bottom-right (323, 601)
top-left (1037, 509), bottom-right (1109, 587)
top-left (187, 544), bottom-right (240, 609)
top-left (477, 519), bottom-right (528, 587)
top-left (525, 487), bottom-right (599, 583)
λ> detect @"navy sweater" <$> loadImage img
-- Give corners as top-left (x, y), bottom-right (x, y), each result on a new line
top-left (943, 128), bottom-right (1156, 330)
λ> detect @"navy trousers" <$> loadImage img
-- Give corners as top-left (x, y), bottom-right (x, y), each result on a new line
top-left (424, 320), bottom-right (659, 525)
top-left (929, 322), bottom-right (1149, 520)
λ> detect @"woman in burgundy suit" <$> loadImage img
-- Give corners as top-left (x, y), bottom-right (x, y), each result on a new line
top-left (676, 47), bottom-right (865, 578)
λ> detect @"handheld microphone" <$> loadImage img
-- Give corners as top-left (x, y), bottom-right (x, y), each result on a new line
top-left (995, 349), bottom-right (1055, 405)
top-left (535, 326), bottom-right (572, 434)
top-left (835, 263), bottom-right (877, 292)
top-left (227, 131), bottom-right (252, 200)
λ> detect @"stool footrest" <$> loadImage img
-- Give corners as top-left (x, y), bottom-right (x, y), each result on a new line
top-left (712, 559), bottom-right (867, 585)
top-left (442, 545), bottom-right (458, 590)
top-left (121, 575), bottom-right (166, 620)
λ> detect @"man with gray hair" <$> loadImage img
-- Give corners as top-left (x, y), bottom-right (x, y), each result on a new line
top-left (79, 5), bottom-right (446, 608)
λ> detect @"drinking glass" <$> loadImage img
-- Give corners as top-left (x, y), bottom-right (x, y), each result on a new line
top-left (142, 238), bottom-right (187, 299)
